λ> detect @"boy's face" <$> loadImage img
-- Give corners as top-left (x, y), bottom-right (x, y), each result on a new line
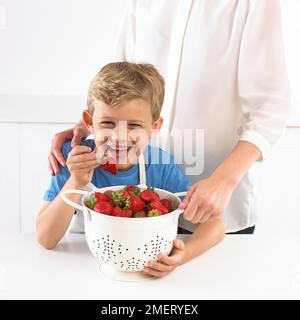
top-left (83, 98), bottom-right (163, 171)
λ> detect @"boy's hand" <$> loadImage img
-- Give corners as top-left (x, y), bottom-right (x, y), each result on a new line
top-left (144, 239), bottom-right (185, 278)
top-left (49, 123), bottom-right (89, 175)
top-left (66, 146), bottom-right (99, 189)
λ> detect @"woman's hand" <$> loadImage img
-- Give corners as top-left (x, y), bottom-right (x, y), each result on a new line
top-left (179, 175), bottom-right (235, 224)
top-left (179, 141), bottom-right (261, 224)
top-left (66, 146), bottom-right (99, 189)
top-left (143, 239), bottom-right (185, 278)
top-left (48, 122), bottom-right (89, 175)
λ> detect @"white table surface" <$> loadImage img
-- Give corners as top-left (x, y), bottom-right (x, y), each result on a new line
top-left (0, 232), bottom-right (299, 300)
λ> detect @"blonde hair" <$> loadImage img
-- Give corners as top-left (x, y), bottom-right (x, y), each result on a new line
top-left (87, 62), bottom-right (165, 121)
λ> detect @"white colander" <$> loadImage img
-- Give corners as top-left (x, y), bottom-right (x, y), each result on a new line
top-left (61, 185), bottom-right (186, 281)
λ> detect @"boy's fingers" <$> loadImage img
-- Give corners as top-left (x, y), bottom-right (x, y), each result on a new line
top-left (69, 146), bottom-right (92, 156)
top-left (144, 268), bottom-right (167, 278)
top-left (69, 160), bottom-right (99, 170)
top-left (173, 239), bottom-right (185, 250)
top-left (71, 131), bottom-right (83, 148)
top-left (71, 152), bottom-right (97, 163)
top-left (179, 184), bottom-right (196, 209)
top-left (146, 261), bottom-right (173, 273)
top-left (157, 253), bottom-right (177, 266)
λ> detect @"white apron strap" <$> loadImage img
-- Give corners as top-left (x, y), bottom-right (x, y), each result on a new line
top-left (138, 153), bottom-right (147, 188)
top-left (159, 0), bottom-right (194, 142)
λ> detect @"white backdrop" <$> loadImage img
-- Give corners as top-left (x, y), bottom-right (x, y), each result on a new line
top-left (0, 0), bottom-right (299, 124)
top-left (0, 0), bottom-right (300, 235)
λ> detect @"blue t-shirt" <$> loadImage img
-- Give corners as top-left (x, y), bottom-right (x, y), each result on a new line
top-left (43, 140), bottom-right (191, 201)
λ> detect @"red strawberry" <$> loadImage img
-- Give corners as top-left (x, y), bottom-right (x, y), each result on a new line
top-left (147, 209), bottom-right (161, 217)
top-left (111, 190), bottom-right (129, 207)
top-left (149, 200), bottom-right (168, 215)
top-left (104, 190), bottom-right (113, 198)
top-left (133, 210), bottom-right (147, 218)
top-left (124, 194), bottom-right (145, 212)
top-left (93, 202), bottom-right (114, 215)
top-left (125, 185), bottom-right (141, 195)
top-left (112, 206), bottom-right (122, 216)
top-left (95, 192), bottom-right (110, 202)
top-left (85, 194), bottom-right (97, 209)
top-left (100, 156), bottom-right (118, 174)
top-left (160, 199), bottom-right (173, 212)
top-left (115, 209), bottom-right (133, 218)
top-left (140, 189), bottom-right (157, 202)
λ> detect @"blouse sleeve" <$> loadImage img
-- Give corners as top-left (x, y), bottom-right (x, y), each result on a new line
top-left (237, 0), bottom-right (291, 161)
top-left (112, 0), bottom-right (136, 61)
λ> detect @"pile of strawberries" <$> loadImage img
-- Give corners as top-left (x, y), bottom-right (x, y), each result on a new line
top-left (84, 185), bottom-right (173, 218)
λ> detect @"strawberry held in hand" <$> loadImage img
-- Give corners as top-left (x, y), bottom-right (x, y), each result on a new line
top-left (99, 154), bottom-right (118, 174)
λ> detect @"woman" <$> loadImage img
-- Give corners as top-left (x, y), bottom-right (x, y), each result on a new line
top-left (48, 0), bottom-right (290, 234)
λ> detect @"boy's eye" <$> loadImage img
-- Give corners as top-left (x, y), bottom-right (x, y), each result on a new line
top-left (128, 124), bottom-right (143, 129)
top-left (100, 121), bottom-right (115, 128)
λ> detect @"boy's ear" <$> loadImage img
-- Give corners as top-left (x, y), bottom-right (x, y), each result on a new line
top-left (151, 117), bottom-right (163, 137)
top-left (82, 110), bottom-right (93, 133)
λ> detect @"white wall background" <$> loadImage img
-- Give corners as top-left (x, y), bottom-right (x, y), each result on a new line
top-left (0, 0), bottom-right (300, 235)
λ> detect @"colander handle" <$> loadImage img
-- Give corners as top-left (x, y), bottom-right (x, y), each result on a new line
top-left (61, 189), bottom-right (89, 211)
top-left (174, 191), bottom-right (187, 197)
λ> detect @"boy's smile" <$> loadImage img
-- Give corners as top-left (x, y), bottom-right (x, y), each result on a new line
top-left (83, 98), bottom-right (163, 171)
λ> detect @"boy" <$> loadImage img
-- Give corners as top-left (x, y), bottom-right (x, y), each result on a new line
top-left (36, 62), bottom-right (225, 278)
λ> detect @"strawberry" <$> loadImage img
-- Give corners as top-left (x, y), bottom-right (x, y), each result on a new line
top-left (160, 199), bottom-right (173, 212)
top-left (124, 194), bottom-right (145, 212)
top-left (95, 192), bottom-right (110, 202)
top-left (133, 210), bottom-right (147, 218)
top-left (140, 189), bottom-right (157, 202)
top-left (93, 201), bottom-right (114, 215)
top-left (104, 190), bottom-right (113, 198)
top-left (112, 206), bottom-right (122, 216)
top-left (149, 200), bottom-right (168, 215)
top-left (125, 185), bottom-right (141, 195)
top-left (111, 190), bottom-right (130, 207)
top-left (115, 209), bottom-right (133, 218)
top-left (85, 194), bottom-right (97, 209)
top-left (147, 209), bottom-right (161, 217)
top-left (100, 155), bottom-right (118, 174)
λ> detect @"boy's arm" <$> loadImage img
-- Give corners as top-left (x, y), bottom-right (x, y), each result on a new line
top-left (144, 219), bottom-right (225, 278)
top-left (36, 178), bottom-right (83, 250)
top-left (37, 145), bottom-right (98, 249)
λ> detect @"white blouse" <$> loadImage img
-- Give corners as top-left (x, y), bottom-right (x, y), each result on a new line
top-left (112, 0), bottom-right (290, 232)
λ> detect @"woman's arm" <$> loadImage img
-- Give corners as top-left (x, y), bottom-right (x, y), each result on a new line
top-left (181, 219), bottom-right (225, 265)
top-left (49, 119), bottom-right (89, 175)
top-left (180, 140), bottom-right (261, 224)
